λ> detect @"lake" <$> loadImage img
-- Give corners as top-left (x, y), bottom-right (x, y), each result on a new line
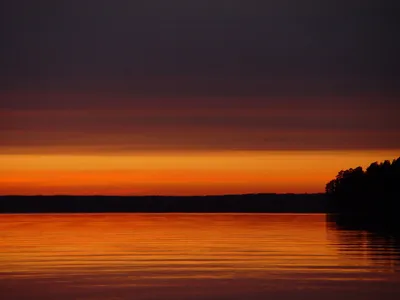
top-left (1, 214), bottom-right (399, 300)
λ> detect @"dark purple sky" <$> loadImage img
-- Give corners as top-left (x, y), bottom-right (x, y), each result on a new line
top-left (1, 1), bottom-right (399, 152)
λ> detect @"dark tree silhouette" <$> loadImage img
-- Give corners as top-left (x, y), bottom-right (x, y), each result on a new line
top-left (0, 194), bottom-right (327, 214)
top-left (326, 157), bottom-right (400, 227)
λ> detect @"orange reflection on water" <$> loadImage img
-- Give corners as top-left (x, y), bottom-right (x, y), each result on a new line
top-left (1, 214), bottom-right (400, 300)
top-left (1, 214), bottom-right (332, 273)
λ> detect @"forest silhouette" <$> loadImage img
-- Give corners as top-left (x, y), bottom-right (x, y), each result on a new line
top-left (0, 194), bottom-right (325, 213)
top-left (326, 157), bottom-right (400, 231)
top-left (1, 158), bottom-right (399, 216)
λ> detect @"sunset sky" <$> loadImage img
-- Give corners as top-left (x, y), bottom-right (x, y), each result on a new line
top-left (1, 1), bottom-right (399, 195)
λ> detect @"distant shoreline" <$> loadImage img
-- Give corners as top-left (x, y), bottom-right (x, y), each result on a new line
top-left (0, 194), bottom-right (327, 214)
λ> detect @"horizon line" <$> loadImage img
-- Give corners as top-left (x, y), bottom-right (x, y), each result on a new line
top-left (0, 193), bottom-right (325, 197)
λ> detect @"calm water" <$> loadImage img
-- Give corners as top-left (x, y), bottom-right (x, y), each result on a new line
top-left (1, 214), bottom-right (400, 300)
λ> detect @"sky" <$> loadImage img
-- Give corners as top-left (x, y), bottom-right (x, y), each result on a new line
top-left (1, 1), bottom-right (399, 195)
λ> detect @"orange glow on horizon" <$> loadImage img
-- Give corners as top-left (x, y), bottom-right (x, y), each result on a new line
top-left (0, 150), bottom-right (398, 195)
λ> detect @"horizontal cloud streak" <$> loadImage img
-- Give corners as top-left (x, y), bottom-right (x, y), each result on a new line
top-left (1, 96), bottom-right (399, 153)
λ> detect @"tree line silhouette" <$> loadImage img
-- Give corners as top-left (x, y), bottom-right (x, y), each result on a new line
top-left (0, 194), bottom-right (327, 213)
top-left (326, 157), bottom-right (400, 229)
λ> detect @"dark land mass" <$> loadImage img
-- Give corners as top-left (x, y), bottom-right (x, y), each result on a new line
top-left (326, 157), bottom-right (400, 232)
top-left (2, 157), bottom-right (398, 215)
top-left (0, 194), bottom-right (327, 213)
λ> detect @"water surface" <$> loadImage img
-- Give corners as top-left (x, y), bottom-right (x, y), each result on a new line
top-left (1, 214), bottom-right (399, 299)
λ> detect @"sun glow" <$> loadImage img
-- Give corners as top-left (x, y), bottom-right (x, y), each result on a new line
top-left (0, 150), bottom-right (398, 195)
